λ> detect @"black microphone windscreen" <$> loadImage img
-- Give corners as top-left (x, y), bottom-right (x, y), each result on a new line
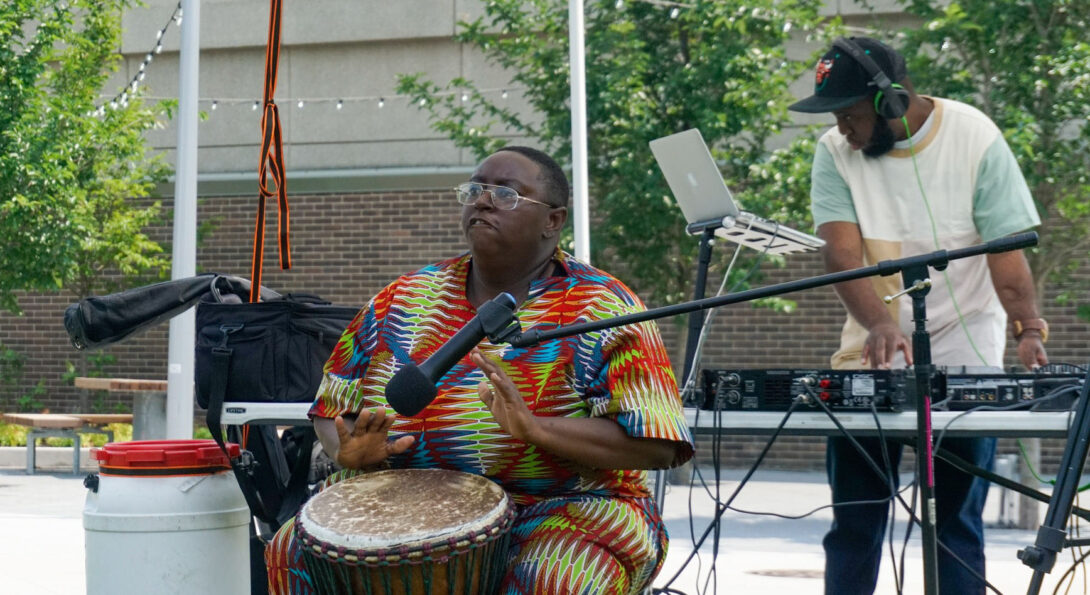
top-left (386, 364), bottom-right (438, 417)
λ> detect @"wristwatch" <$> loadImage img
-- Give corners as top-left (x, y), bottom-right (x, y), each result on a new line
top-left (1011, 318), bottom-right (1049, 343)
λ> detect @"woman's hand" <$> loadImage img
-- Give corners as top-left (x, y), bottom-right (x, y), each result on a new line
top-left (333, 408), bottom-right (415, 470)
top-left (471, 348), bottom-right (541, 443)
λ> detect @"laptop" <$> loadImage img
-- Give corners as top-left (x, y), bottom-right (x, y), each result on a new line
top-left (649, 128), bottom-right (825, 255)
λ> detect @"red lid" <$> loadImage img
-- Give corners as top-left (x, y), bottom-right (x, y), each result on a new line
top-left (92, 439), bottom-right (240, 471)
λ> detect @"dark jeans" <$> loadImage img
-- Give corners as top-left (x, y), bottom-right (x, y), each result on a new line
top-left (823, 435), bottom-right (996, 595)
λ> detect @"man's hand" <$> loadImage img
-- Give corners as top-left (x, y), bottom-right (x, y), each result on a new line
top-left (1016, 333), bottom-right (1048, 371)
top-left (862, 321), bottom-right (913, 369)
top-left (471, 348), bottom-right (541, 443)
top-left (333, 409), bottom-right (414, 470)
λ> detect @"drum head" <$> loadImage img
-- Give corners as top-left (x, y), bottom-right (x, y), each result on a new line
top-left (298, 468), bottom-right (511, 552)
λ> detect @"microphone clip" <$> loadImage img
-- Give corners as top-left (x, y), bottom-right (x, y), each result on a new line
top-left (478, 294), bottom-right (522, 345)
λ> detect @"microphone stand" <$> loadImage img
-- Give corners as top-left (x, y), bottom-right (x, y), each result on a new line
top-left (681, 227), bottom-right (717, 406)
top-left (1019, 366), bottom-right (1090, 594)
top-left (506, 231), bottom-right (1038, 595)
top-left (897, 261), bottom-right (941, 595)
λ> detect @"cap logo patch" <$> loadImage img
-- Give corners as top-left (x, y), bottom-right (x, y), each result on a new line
top-left (815, 58), bottom-right (834, 90)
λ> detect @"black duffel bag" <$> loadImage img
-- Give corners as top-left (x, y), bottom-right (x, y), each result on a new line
top-left (195, 281), bottom-right (358, 537)
top-left (194, 287), bottom-right (358, 408)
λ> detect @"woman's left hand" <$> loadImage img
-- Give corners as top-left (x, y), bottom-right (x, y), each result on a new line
top-left (471, 348), bottom-right (540, 443)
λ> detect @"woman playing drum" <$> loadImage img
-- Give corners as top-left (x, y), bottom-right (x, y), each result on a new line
top-left (266, 146), bottom-right (695, 595)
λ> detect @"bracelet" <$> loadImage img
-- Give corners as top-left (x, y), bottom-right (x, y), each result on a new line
top-left (1011, 318), bottom-right (1048, 343)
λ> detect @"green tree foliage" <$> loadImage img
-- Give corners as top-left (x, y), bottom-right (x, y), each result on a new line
top-left (0, 0), bottom-right (170, 312)
top-left (397, 0), bottom-right (827, 305)
top-left (890, 0), bottom-right (1090, 306)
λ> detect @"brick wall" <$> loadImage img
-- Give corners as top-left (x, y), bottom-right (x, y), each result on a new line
top-left (1, 188), bottom-right (1087, 472)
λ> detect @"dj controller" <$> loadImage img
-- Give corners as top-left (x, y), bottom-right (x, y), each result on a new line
top-left (700, 365), bottom-right (1086, 413)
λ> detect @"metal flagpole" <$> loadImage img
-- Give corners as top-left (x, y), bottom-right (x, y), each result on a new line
top-left (568, 0), bottom-right (590, 262)
top-left (165, 0), bottom-right (200, 439)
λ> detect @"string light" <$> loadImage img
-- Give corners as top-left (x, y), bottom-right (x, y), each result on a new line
top-left (92, 1), bottom-right (181, 116)
top-left (129, 88), bottom-right (520, 117)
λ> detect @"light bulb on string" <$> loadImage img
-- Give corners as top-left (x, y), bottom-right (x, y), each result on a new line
top-left (501, 89), bottom-right (508, 99)
top-left (297, 99), bottom-right (304, 109)
top-left (461, 92), bottom-right (469, 102)
top-left (378, 97), bottom-right (385, 108)
top-left (252, 101), bottom-right (260, 111)
top-left (336, 99), bottom-right (343, 110)
top-left (210, 100), bottom-right (218, 111)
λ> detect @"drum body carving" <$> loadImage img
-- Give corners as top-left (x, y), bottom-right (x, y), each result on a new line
top-left (296, 468), bottom-right (516, 595)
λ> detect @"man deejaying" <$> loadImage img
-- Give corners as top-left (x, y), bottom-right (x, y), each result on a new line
top-left (789, 37), bottom-right (1048, 594)
top-left (265, 146), bottom-right (695, 594)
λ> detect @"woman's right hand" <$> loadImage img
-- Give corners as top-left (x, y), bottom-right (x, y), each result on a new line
top-left (333, 408), bottom-right (415, 470)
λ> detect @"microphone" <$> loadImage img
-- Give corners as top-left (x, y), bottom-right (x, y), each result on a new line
top-left (386, 292), bottom-right (519, 416)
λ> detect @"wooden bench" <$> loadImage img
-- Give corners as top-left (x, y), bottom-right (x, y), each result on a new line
top-left (2, 413), bottom-right (133, 475)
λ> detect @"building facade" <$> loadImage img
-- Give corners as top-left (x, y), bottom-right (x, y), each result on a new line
top-left (1, 0), bottom-right (1086, 471)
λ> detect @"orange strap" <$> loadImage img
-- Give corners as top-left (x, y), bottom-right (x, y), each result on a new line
top-left (251, 0), bottom-right (291, 302)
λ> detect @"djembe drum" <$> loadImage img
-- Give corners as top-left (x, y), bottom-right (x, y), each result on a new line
top-left (295, 468), bottom-right (516, 595)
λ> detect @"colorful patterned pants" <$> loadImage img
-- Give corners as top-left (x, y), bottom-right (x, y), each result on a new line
top-left (266, 471), bottom-right (668, 594)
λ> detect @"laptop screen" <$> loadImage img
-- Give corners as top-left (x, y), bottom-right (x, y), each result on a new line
top-left (650, 128), bottom-right (825, 254)
top-left (649, 128), bottom-right (741, 225)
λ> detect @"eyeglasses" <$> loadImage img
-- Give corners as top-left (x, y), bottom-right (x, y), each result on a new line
top-left (455, 182), bottom-right (555, 210)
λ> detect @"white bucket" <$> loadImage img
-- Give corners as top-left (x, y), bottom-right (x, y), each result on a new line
top-left (83, 440), bottom-right (251, 595)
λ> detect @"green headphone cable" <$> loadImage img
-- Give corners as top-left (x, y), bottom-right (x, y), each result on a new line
top-left (901, 114), bottom-right (990, 367)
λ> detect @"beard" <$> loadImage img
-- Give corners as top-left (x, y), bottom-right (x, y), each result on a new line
top-left (862, 116), bottom-right (897, 158)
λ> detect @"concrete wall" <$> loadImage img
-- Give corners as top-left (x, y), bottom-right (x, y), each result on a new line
top-left (113, 0), bottom-right (917, 189)
top-left (116, 0), bottom-right (529, 189)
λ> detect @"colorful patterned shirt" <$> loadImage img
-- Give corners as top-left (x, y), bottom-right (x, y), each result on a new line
top-left (309, 250), bottom-right (695, 505)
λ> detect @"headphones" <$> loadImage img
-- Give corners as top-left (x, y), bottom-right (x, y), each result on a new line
top-left (832, 37), bottom-right (910, 120)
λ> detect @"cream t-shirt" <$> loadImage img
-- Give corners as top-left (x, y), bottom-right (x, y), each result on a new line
top-left (810, 97), bottom-right (1040, 369)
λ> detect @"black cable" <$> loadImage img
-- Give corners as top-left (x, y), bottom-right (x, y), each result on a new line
top-left (671, 241), bottom-right (776, 595)
top-left (933, 386), bottom-right (1075, 456)
top-left (723, 475), bottom-right (912, 520)
top-left (932, 436), bottom-right (1090, 523)
top-left (805, 386), bottom-right (1003, 594)
top-left (870, 400), bottom-right (906, 595)
top-left (804, 386), bottom-right (907, 594)
top-left (657, 399), bottom-right (802, 592)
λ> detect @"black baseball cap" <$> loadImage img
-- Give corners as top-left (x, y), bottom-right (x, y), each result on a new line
top-left (788, 37), bottom-right (907, 113)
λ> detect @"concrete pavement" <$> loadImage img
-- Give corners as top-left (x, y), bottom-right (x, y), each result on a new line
top-left (0, 447), bottom-right (1081, 594)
